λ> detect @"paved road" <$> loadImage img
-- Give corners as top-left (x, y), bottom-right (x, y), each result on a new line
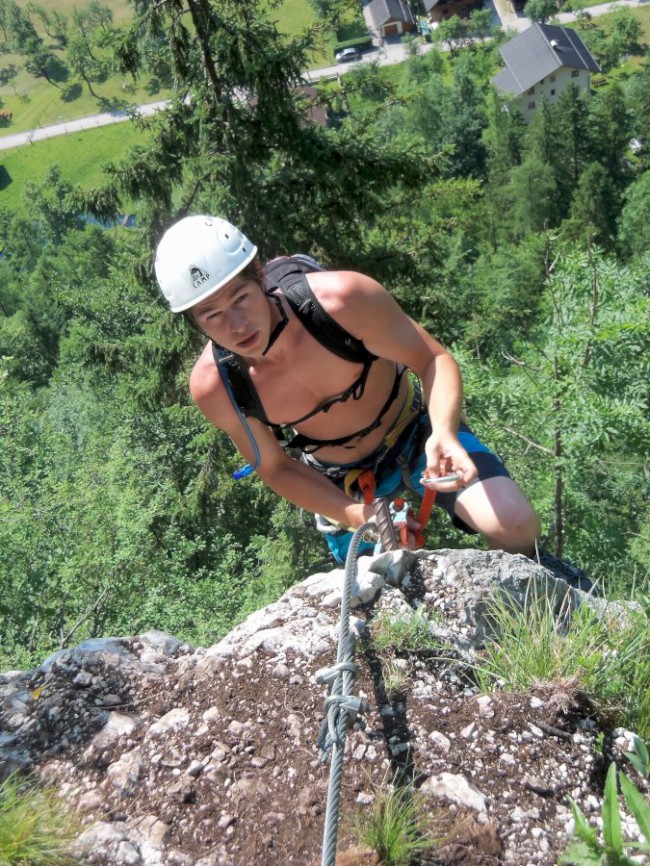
top-left (492, 0), bottom-right (645, 31)
top-left (0, 100), bottom-right (168, 152)
top-left (0, 0), bottom-right (644, 153)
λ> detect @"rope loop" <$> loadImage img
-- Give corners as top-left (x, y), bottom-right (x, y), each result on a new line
top-left (323, 694), bottom-right (369, 750)
top-left (315, 660), bottom-right (359, 687)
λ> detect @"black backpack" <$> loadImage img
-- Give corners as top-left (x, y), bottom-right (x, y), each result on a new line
top-left (212, 255), bottom-right (378, 448)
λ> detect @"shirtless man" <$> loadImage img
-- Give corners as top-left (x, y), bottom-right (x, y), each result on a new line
top-left (155, 215), bottom-right (540, 564)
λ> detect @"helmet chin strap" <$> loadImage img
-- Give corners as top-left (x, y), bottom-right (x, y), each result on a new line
top-left (261, 291), bottom-right (288, 356)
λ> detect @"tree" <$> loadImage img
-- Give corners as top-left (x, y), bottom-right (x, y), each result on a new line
top-left (612, 10), bottom-right (642, 55)
top-left (0, 62), bottom-right (18, 86)
top-left (459, 235), bottom-right (547, 358)
top-left (346, 60), bottom-right (393, 103)
top-left (565, 161), bottom-right (616, 248)
top-left (3, 0), bottom-right (42, 54)
top-left (482, 91), bottom-right (525, 246)
top-left (626, 60), bottom-right (650, 170)
top-left (554, 84), bottom-right (592, 188)
top-left (587, 84), bottom-right (632, 206)
top-left (508, 155), bottom-right (557, 236)
top-left (27, 4), bottom-right (68, 48)
top-left (23, 164), bottom-right (80, 246)
top-left (459, 246), bottom-right (650, 578)
top-left (2, 0), bottom-right (67, 86)
top-left (524, 0), bottom-right (558, 23)
top-left (434, 16), bottom-right (464, 56)
top-left (86, 0), bottom-right (113, 35)
top-left (578, 24), bottom-right (624, 73)
top-left (404, 71), bottom-right (449, 147)
top-left (445, 53), bottom-right (488, 179)
top-left (519, 98), bottom-right (573, 220)
top-left (483, 91), bottom-right (524, 180)
top-left (618, 172), bottom-right (650, 260)
top-left (70, 7), bottom-right (100, 60)
top-left (67, 33), bottom-right (105, 96)
top-left (468, 8), bottom-right (496, 42)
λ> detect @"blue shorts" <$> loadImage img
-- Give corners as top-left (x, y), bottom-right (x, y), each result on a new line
top-left (313, 414), bottom-right (510, 564)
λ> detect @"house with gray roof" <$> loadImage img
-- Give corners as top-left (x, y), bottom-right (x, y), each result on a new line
top-left (492, 23), bottom-right (601, 120)
top-left (365, 0), bottom-right (417, 38)
top-left (422, 0), bottom-right (478, 24)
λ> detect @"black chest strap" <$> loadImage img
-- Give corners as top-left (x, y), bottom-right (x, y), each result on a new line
top-left (290, 364), bottom-right (405, 453)
top-left (213, 338), bottom-right (377, 435)
top-left (214, 347), bottom-right (275, 428)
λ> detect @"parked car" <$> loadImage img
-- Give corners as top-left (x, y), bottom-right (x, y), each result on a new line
top-left (335, 47), bottom-right (362, 63)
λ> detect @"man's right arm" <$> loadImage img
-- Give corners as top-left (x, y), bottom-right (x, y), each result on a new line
top-left (189, 348), bottom-right (374, 530)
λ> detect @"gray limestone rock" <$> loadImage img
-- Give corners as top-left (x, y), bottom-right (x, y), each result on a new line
top-left (1, 549), bottom-right (642, 866)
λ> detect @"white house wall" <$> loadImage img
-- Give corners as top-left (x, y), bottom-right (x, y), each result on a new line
top-left (515, 67), bottom-right (590, 120)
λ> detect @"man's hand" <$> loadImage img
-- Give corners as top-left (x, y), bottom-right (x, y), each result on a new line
top-left (424, 432), bottom-right (477, 492)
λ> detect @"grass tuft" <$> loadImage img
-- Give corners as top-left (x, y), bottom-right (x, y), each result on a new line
top-left (0, 773), bottom-right (80, 866)
top-left (474, 589), bottom-right (650, 737)
top-left (371, 604), bottom-right (443, 655)
top-left (353, 783), bottom-right (440, 866)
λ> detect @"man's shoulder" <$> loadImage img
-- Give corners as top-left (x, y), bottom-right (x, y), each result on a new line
top-left (306, 269), bottom-right (376, 318)
top-left (189, 343), bottom-right (224, 409)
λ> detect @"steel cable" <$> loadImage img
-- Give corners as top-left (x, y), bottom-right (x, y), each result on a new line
top-left (320, 521), bottom-right (375, 866)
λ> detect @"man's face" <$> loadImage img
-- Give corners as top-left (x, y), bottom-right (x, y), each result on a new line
top-left (191, 274), bottom-right (269, 356)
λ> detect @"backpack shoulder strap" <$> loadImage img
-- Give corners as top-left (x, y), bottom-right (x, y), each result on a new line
top-left (212, 343), bottom-right (273, 428)
top-left (264, 256), bottom-right (377, 365)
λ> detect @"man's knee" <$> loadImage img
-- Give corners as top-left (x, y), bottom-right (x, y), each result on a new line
top-left (488, 504), bottom-right (541, 554)
top-left (453, 476), bottom-right (540, 554)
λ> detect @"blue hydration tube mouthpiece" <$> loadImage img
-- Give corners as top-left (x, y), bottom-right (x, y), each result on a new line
top-left (233, 463), bottom-right (255, 480)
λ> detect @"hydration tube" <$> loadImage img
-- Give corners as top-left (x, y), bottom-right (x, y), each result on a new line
top-left (217, 354), bottom-right (261, 480)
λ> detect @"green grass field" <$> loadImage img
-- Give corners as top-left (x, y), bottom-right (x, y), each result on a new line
top-left (0, 120), bottom-right (148, 211)
top-left (561, 0), bottom-right (623, 11)
top-left (0, 66), bottom-right (168, 136)
top-left (577, 6), bottom-right (650, 73)
top-left (17, 0), bottom-right (134, 24)
top-left (1, 0), bottom-right (330, 139)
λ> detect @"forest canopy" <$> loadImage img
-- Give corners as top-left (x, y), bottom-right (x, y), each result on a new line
top-left (1, 0), bottom-right (649, 667)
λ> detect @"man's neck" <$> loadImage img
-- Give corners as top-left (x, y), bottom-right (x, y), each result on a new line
top-left (261, 292), bottom-right (289, 357)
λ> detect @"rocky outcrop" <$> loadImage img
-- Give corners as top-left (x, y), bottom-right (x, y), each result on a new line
top-left (0, 549), bottom-right (645, 866)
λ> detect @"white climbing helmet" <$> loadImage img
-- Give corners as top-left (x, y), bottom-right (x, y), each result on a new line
top-left (155, 215), bottom-right (258, 313)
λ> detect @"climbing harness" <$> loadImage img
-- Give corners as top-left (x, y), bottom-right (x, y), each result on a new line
top-left (315, 477), bottom-right (438, 866)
